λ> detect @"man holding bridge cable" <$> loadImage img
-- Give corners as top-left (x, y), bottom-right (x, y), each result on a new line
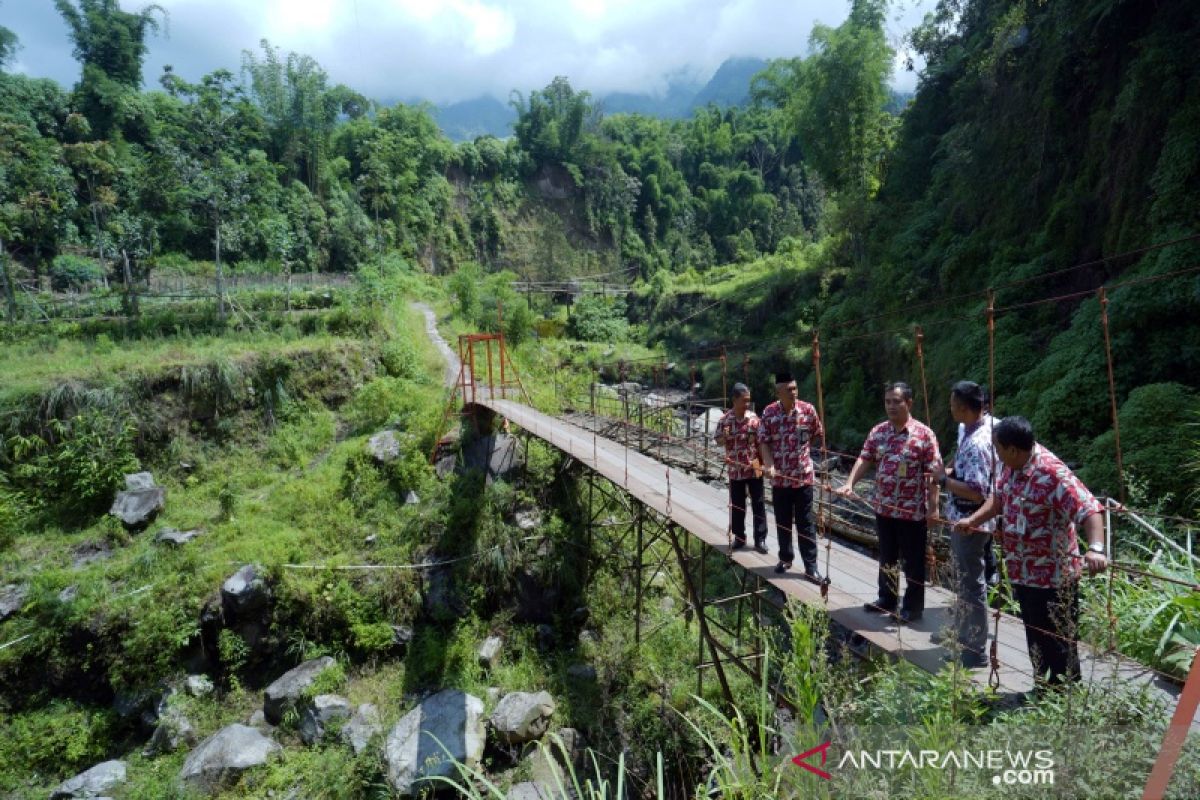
top-left (953, 415), bottom-right (1106, 687)
top-left (837, 382), bottom-right (942, 625)
top-left (931, 380), bottom-right (995, 668)
top-left (714, 382), bottom-right (769, 554)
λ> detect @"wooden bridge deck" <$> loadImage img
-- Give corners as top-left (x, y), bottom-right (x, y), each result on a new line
top-left (477, 394), bottom-right (1185, 710)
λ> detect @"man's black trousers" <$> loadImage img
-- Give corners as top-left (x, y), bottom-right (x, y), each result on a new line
top-left (875, 514), bottom-right (927, 614)
top-left (729, 477), bottom-right (768, 545)
top-left (1014, 581), bottom-right (1080, 686)
top-left (773, 485), bottom-right (817, 568)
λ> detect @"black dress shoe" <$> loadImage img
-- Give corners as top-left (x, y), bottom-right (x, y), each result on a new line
top-left (774, 561), bottom-right (792, 574)
top-left (863, 599), bottom-right (896, 613)
top-left (803, 567), bottom-right (824, 584)
top-left (897, 609), bottom-right (923, 625)
top-left (959, 651), bottom-right (989, 668)
top-left (753, 541), bottom-right (769, 555)
top-left (731, 539), bottom-right (746, 551)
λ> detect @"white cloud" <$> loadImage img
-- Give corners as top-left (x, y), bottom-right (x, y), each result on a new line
top-left (7, 0), bottom-right (936, 103)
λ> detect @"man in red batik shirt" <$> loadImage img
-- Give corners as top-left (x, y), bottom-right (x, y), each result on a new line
top-left (954, 416), bottom-right (1106, 686)
top-left (714, 382), bottom-right (768, 553)
top-left (838, 382), bottom-right (942, 624)
top-left (758, 370), bottom-right (825, 581)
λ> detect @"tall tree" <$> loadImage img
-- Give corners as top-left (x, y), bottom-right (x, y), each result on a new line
top-left (0, 4), bottom-right (19, 71)
top-left (54, 0), bottom-right (166, 138)
top-left (160, 68), bottom-right (258, 321)
top-left (241, 41), bottom-right (364, 195)
top-left (510, 76), bottom-right (594, 172)
top-left (790, 0), bottom-right (894, 200)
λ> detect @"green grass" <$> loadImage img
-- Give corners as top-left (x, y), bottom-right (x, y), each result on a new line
top-left (0, 330), bottom-right (361, 408)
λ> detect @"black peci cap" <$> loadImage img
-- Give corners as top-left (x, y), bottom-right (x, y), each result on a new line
top-left (774, 370), bottom-right (794, 384)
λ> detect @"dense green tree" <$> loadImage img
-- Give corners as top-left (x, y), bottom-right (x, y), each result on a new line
top-left (0, 75), bottom-right (77, 277)
top-left (0, 8), bottom-right (18, 71)
top-left (159, 68), bottom-right (262, 318)
top-left (510, 76), bottom-right (594, 173)
top-left (788, 0), bottom-right (894, 200)
top-left (241, 40), bottom-right (367, 195)
top-left (54, 0), bottom-right (166, 139)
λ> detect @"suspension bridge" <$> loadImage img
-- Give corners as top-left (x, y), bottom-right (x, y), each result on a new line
top-left (416, 240), bottom-right (1200, 796)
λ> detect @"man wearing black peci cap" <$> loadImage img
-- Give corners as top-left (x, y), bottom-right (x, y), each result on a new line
top-left (758, 370), bottom-right (825, 581)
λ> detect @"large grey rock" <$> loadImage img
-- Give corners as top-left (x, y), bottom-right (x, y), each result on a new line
top-left (145, 704), bottom-right (197, 756)
top-left (221, 564), bottom-right (270, 616)
top-left (383, 689), bottom-right (485, 796)
top-left (157, 527), bottom-right (205, 546)
top-left (110, 474), bottom-right (166, 528)
top-left (0, 583), bottom-right (27, 621)
top-left (340, 703), bottom-right (382, 754)
top-left (514, 509), bottom-right (542, 531)
top-left (434, 452), bottom-right (457, 480)
top-left (112, 688), bottom-right (156, 722)
top-left (299, 694), bottom-right (352, 745)
top-left (368, 430), bottom-right (402, 463)
top-left (490, 691), bottom-right (556, 745)
top-left (592, 382), bottom-right (619, 400)
top-left (477, 636), bottom-right (503, 669)
top-left (179, 724), bottom-right (280, 794)
top-left (186, 674), bottom-right (215, 697)
top-left (263, 656), bottom-right (337, 724)
top-left (71, 540), bottom-right (113, 569)
top-left (461, 433), bottom-right (523, 485)
top-left (508, 782), bottom-right (555, 800)
top-left (50, 760), bottom-right (127, 798)
top-left (125, 472), bottom-right (157, 491)
top-left (527, 728), bottom-right (582, 789)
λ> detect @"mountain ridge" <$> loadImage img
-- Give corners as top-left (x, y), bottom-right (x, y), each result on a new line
top-left (417, 56), bottom-right (769, 141)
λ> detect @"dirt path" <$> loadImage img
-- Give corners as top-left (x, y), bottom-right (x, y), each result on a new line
top-left (412, 302), bottom-right (464, 388)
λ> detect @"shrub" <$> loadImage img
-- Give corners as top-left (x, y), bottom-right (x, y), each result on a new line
top-left (0, 484), bottom-right (26, 551)
top-left (0, 702), bottom-right (115, 789)
top-left (7, 409), bottom-right (140, 517)
top-left (49, 254), bottom-right (104, 292)
top-left (1080, 382), bottom-right (1200, 508)
top-left (380, 337), bottom-right (418, 379)
top-left (344, 377), bottom-right (420, 434)
top-left (568, 295), bottom-right (630, 342)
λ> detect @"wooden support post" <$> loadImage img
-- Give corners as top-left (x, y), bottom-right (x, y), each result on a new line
top-left (638, 403), bottom-right (645, 453)
top-left (635, 504), bottom-right (645, 649)
top-left (486, 338), bottom-right (495, 398)
top-left (668, 524), bottom-right (736, 714)
top-left (697, 541), bottom-right (708, 697)
top-left (1143, 647), bottom-right (1200, 800)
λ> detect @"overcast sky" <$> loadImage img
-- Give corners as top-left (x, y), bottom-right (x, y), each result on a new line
top-left (4, 0), bottom-right (934, 104)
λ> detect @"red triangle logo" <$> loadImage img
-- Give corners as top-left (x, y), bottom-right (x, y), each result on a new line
top-left (792, 741), bottom-right (833, 780)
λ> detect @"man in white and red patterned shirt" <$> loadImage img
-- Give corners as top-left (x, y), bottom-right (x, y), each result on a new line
top-left (954, 416), bottom-right (1106, 686)
top-left (758, 370), bottom-right (825, 580)
top-left (714, 383), bottom-right (768, 553)
top-left (838, 382), bottom-right (942, 624)
top-left (932, 381), bottom-right (996, 667)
